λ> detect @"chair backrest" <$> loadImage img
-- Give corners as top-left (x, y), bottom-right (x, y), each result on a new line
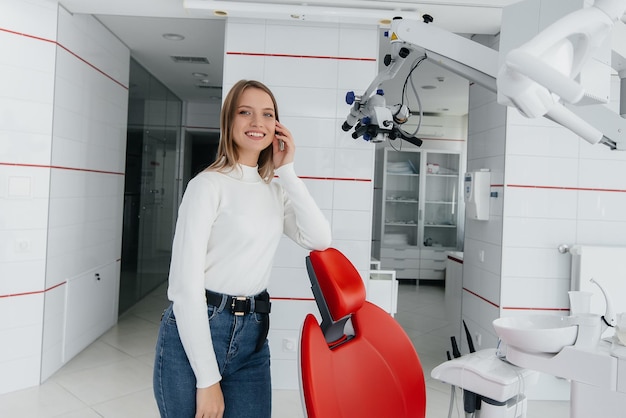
top-left (299, 248), bottom-right (427, 418)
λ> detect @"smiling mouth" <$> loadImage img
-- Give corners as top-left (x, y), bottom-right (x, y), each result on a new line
top-left (246, 131), bottom-right (265, 139)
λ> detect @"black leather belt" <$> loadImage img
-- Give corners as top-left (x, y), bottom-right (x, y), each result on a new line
top-left (205, 289), bottom-right (271, 353)
top-left (205, 290), bottom-right (271, 316)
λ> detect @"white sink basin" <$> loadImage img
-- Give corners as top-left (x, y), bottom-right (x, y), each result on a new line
top-left (493, 315), bottom-right (578, 354)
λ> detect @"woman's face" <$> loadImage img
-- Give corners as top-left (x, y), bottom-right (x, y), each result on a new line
top-left (232, 87), bottom-right (276, 166)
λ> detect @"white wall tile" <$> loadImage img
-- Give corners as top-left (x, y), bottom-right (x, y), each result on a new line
top-left (501, 277), bottom-right (570, 310)
top-left (268, 266), bottom-right (313, 299)
top-left (0, 98), bottom-right (54, 138)
top-left (282, 116), bottom-right (336, 149)
top-left (0, 259), bottom-right (46, 295)
top-left (301, 178), bottom-right (333, 210)
top-left (336, 59), bottom-right (378, 92)
top-left (331, 239), bottom-right (372, 272)
top-left (500, 247), bottom-right (570, 279)
top-left (577, 190), bottom-right (626, 222)
top-left (270, 299), bottom-right (318, 330)
top-left (274, 237), bottom-right (320, 269)
top-left (331, 210), bottom-right (372, 240)
top-left (265, 22), bottom-right (339, 57)
top-left (467, 125), bottom-right (506, 161)
top-left (0, 131), bottom-right (51, 165)
top-left (332, 180), bottom-right (372, 211)
top-left (579, 158), bottom-right (626, 190)
top-left (506, 124), bottom-right (580, 159)
top-left (273, 86), bottom-right (338, 119)
top-left (338, 25), bottom-right (379, 59)
top-left (505, 155), bottom-right (579, 188)
top-left (463, 237), bottom-right (502, 279)
top-left (502, 217), bottom-right (577, 249)
top-left (223, 56), bottom-right (267, 86)
top-left (467, 95), bottom-right (506, 136)
top-left (0, 0), bottom-right (58, 40)
top-left (40, 284), bottom-right (66, 381)
top-left (57, 10), bottom-right (130, 86)
top-left (0, 356), bottom-right (41, 395)
top-left (334, 148), bottom-right (374, 179)
top-left (265, 56), bottom-right (338, 89)
top-left (464, 214), bottom-right (503, 246)
top-left (293, 147), bottom-right (334, 178)
top-left (226, 20), bottom-right (267, 53)
top-left (504, 187), bottom-right (578, 219)
top-left (576, 220), bottom-right (626, 245)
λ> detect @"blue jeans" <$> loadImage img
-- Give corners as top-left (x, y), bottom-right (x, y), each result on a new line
top-left (153, 300), bottom-right (271, 418)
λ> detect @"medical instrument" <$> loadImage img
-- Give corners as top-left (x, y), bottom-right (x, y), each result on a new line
top-left (342, 0), bottom-right (626, 150)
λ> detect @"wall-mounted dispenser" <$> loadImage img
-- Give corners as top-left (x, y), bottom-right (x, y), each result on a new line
top-left (464, 169), bottom-right (491, 221)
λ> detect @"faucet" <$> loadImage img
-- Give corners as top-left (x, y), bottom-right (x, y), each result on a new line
top-left (590, 277), bottom-right (616, 330)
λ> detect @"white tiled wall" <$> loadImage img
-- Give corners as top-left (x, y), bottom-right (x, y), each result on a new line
top-left (223, 18), bottom-right (378, 389)
top-left (0, 0), bottom-right (129, 394)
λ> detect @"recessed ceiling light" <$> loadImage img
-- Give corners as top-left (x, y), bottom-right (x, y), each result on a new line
top-left (421, 85), bottom-right (437, 90)
top-left (162, 33), bottom-right (185, 41)
top-left (192, 72), bottom-right (209, 78)
top-left (379, 18), bottom-right (392, 25)
top-left (214, 10), bottom-right (228, 16)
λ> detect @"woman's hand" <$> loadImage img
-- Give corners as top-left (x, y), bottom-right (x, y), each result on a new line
top-left (273, 121), bottom-right (295, 168)
top-left (195, 383), bottom-right (225, 418)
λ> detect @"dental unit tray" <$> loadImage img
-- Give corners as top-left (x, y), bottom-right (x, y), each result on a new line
top-left (431, 349), bottom-right (538, 403)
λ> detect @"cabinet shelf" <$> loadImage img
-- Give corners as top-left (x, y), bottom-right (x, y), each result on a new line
top-left (424, 224), bottom-right (457, 228)
top-left (386, 199), bottom-right (419, 203)
top-left (387, 172), bottom-right (420, 177)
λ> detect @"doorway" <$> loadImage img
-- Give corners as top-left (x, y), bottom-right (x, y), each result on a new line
top-left (119, 59), bottom-right (183, 315)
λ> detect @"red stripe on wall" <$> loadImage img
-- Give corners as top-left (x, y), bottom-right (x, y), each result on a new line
top-left (227, 51), bottom-right (376, 61)
top-left (463, 287), bottom-right (500, 308)
top-left (464, 288), bottom-right (570, 312)
top-left (0, 27), bottom-right (128, 90)
top-left (300, 176), bottom-right (371, 182)
top-left (56, 43), bottom-right (128, 90)
top-left (0, 162), bottom-right (124, 176)
top-left (0, 281), bottom-right (66, 299)
top-left (502, 306), bottom-right (570, 312)
top-left (508, 184), bottom-right (626, 193)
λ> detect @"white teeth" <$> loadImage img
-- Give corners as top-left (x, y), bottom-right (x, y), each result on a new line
top-left (247, 132), bottom-right (264, 138)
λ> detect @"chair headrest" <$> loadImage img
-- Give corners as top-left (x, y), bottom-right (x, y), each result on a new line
top-left (308, 248), bottom-right (366, 320)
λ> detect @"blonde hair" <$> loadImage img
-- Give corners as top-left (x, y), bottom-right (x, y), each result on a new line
top-left (208, 80), bottom-right (279, 183)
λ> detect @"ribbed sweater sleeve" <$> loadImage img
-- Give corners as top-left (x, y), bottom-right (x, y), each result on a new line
top-left (275, 163), bottom-right (332, 251)
top-left (167, 175), bottom-right (221, 388)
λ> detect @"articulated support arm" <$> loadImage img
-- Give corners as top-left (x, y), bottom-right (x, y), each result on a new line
top-left (497, 0), bottom-right (626, 149)
top-left (344, 0), bottom-right (626, 150)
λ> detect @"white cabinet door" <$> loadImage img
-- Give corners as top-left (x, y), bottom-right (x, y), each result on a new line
top-left (64, 262), bottom-right (118, 361)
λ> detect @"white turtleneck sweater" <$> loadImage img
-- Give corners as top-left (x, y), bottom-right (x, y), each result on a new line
top-left (167, 162), bottom-right (332, 388)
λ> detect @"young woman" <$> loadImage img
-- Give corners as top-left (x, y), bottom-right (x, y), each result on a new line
top-left (153, 79), bottom-right (332, 418)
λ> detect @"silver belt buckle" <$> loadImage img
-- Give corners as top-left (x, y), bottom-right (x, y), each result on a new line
top-left (232, 296), bottom-right (247, 316)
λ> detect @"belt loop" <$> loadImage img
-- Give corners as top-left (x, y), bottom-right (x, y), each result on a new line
top-left (249, 295), bottom-right (256, 313)
top-left (218, 292), bottom-right (228, 312)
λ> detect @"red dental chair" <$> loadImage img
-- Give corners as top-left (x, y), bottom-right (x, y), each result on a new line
top-left (299, 248), bottom-right (426, 418)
